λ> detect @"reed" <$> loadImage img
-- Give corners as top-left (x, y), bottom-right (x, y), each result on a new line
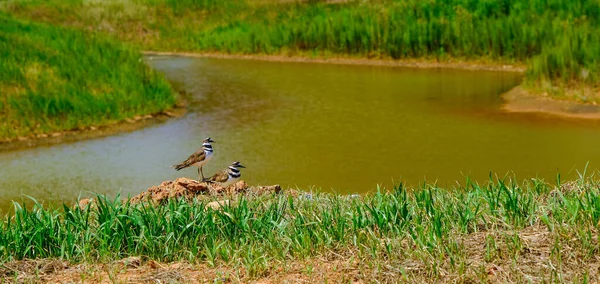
top-left (0, 14), bottom-right (175, 139)
top-left (4, 0), bottom-right (599, 91)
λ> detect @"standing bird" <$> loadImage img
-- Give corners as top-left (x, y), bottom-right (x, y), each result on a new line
top-left (208, 161), bottom-right (245, 187)
top-left (173, 137), bottom-right (215, 181)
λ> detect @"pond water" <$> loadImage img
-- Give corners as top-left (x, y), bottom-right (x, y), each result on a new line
top-left (1, 56), bottom-right (599, 214)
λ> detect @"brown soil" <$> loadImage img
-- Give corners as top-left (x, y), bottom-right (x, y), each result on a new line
top-left (0, 103), bottom-right (187, 152)
top-left (4, 224), bottom-right (599, 283)
top-left (0, 256), bottom-right (371, 283)
top-left (78, 177), bottom-right (283, 209)
top-left (502, 86), bottom-right (600, 120)
top-left (144, 51), bottom-right (527, 73)
top-left (128, 178), bottom-right (282, 204)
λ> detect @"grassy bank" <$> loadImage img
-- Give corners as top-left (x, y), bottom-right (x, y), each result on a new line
top-left (2, 176), bottom-right (600, 282)
top-left (0, 14), bottom-right (176, 140)
top-left (3, 0), bottom-right (600, 102)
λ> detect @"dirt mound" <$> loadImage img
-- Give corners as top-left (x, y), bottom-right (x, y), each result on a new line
top-left (77, 178), bottom-right (283, 209)
top-left (131, 178), bottom-right (281, 204)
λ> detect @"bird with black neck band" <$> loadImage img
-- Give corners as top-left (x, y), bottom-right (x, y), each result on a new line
top-left (173, 137), bottom-right (215, 181)
top-left (208, 161), bottom-right (246, 188)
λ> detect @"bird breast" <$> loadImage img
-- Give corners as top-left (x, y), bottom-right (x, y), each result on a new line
top-left (220, 175), bottom-right (239, 188)
top-left (193, 151), bottom-right (213, 167)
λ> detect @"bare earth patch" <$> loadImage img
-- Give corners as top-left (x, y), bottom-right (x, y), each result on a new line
top-left (77, 177), bottom-right (284, 211)
top-left (502, 86), bottom-right (600, 120)
top-left (143, 51), bottom-right (527, 73)
top-left (128, 178), bottom-right (282, 204)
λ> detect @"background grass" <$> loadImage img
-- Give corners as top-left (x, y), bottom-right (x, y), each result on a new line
top-left (3, 0), bottom-right (599, 98)
top-left (0, 13), bottom-right (176, 139)
top-left (1, 176), bottom-right (600, 281)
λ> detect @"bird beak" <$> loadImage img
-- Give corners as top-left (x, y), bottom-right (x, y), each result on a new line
top-left (238, 164), bottom-right (246, 168)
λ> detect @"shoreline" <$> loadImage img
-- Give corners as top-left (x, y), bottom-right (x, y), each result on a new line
top-left (502, 86), bottom-right (600, 120)
top-left (2, 52), bottom-right (598, 152)
top-left (144, 51), bottom-right (527, 73)
top-left (146, 51), bottom-right (600, 120)
top-left (0, 103), bottom-right (187, 152)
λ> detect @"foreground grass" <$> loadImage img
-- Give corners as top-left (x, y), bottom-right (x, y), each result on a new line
top-left (2, 176), bottom-right (600, 282)
top-left (0, 14), bottom-right (176, 139)
top-left (4, 0), bottom-right (600, 102)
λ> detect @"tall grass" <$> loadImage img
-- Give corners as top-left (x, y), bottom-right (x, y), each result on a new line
top-left (0, 14), bottom-right (176, 139)
top-left (4, 0), bottom-right (599, 89)
top-left (1, 176), bottom-right (600, 280)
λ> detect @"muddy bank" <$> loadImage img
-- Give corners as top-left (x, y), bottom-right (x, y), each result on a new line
top-left (147, 51), bottom-right (600, 120)
top-left (144, 51), bottom-right (527, 73)
top-left (502, 86), bottom-right (600, 120)
top-left (0, 103), bottom-right (187, 152)
top-left (78, 177), bottom-right (284, 209)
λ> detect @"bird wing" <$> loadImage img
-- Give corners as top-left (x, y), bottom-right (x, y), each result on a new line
top-left (209, 169), bottom-right (229, 183)
top-left (173, 149), bottom-right (206, 170)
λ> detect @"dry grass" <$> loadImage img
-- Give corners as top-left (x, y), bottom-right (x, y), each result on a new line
top-left (3, 223), bottom-right (599, 283)
top-left (3, 222), bottom-right (600, 283)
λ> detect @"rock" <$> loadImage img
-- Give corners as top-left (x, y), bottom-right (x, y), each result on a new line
top-left (51, 132), bottom-right (62, 137)
top-left (206, 200), bottom-right (230, 210)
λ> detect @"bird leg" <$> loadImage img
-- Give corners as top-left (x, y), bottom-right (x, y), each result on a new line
top-left (200, 167), bottom-right (207, 182)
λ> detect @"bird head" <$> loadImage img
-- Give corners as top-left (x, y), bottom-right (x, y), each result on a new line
top-left (231, 161), bottom-right (246, 168)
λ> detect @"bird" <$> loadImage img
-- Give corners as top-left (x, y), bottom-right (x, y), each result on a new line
top-left (208, 161), bottom-right (245, 188)
top-left (173, 137), bottom-right (215, 181)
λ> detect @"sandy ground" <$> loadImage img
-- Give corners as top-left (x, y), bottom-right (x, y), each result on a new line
top-left (502, 86), bottom-right (600, 120)
top-left (144, 51), bottom-right (527, 73)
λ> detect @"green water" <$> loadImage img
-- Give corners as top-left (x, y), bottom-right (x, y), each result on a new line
top-left (1, 56), bottom-right (599, 213)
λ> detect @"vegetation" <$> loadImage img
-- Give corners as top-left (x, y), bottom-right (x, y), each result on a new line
top-left (0, 14), bottom-right (175, 139)
top-left (2, 1), bottom-right (598, 281)
top-left (2, 175), bottom-right (600, 281)
top-left (3, 0), bottom-right (600, 101)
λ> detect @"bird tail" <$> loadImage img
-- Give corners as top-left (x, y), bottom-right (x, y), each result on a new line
top-left (173, 163), bottom-right (185, 171)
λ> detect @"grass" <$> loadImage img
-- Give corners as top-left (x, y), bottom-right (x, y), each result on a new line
top-left (3, 0), bottom-right (600, 102)
top-left (2, 175), bottom-right (600, 281)
top-left (0, 13), bottom-right (176, 139)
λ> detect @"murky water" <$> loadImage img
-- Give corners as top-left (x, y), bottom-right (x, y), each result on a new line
top-left (1, 56), bottom-right (599, 213)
